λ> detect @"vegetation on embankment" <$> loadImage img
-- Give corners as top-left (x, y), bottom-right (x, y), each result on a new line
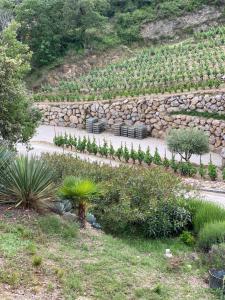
top-left (171, 110), bottom-right (225, 121)
top-left (1, 0), bottom-right (223, 68)
top-left (33, 24), bottom-right (225, 102)
top-left (0, 209), bottom-right (216, 299)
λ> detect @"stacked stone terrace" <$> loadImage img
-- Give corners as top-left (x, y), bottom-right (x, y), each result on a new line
top-left (36, 90), bottom-right (225, 150)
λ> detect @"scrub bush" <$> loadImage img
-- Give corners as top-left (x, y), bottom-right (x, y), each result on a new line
top-left (42, 153), bottom-right (189, 238)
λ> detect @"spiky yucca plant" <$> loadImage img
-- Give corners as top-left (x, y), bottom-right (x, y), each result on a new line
top-left (0, 146), bottom-right (14, 171)
top-left (0, 155), bottom-right (55, 211)
top-left (58, 177), bottom-right (100, 228)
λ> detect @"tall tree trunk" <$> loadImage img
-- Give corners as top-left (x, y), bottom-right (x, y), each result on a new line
top-left (78, 203), bottom-right (86, 229)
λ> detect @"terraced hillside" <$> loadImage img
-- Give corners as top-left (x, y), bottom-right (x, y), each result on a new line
top-left (34, 25), bottom-right (225, 103)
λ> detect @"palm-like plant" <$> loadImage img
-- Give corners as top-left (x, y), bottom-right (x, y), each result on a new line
top-left (0, 155), bottom-right (55, 211)
top-left (58, 177), bottom-right (100, 228)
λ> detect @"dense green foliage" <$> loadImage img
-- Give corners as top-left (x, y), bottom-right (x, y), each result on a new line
top-left (42, 153), bottom-right (191, 238)
top-left (0, 155), bottom-right (55, 210)
top-left (166, 128), bottom-right (209, 162)
top-left (0, 21), bottom-right (41, 146)
top-left (0, 0), bottom-right (223, 68)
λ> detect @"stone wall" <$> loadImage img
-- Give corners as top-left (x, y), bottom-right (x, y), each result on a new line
top-left (36, 90), bottom-right (225, 150)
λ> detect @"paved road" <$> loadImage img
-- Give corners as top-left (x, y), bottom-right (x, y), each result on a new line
top-left (17, 125), bottom-right (225, 206)
top-left (27, 125), bottom-right (222, 167)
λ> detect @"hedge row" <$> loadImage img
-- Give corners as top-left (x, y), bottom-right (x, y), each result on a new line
top-left (54, 134), bottom-right (220, 180)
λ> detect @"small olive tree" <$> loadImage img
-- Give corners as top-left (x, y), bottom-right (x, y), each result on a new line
top-left (166, 128), bottom-right (209, 162)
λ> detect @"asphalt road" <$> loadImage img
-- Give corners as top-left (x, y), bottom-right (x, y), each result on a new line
top-left (17, 125), bottom-right (225, 206)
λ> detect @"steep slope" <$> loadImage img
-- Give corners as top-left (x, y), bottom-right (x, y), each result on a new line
top-left (34, 24), bottom-right (225, 102)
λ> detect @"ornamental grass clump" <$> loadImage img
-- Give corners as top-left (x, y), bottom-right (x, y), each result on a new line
top-left (198, 221), bottom-right (225, 251)
top-left (0, 155), bottom-right (55, 211)
top-left (187, 199), bottom-right (225, 233)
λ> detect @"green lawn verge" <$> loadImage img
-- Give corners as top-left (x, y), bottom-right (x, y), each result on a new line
top-left (0, 211), bottom-right (218, 299)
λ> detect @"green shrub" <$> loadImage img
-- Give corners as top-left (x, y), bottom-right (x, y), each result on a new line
top-left (38, 215), bottom-right (78, 239)
top-left (115, 145), bottom-right (123, 161)
top-left (0, 155), bottom-right (55, 211)
top-left (109, 143), bottom-right (115, 158)
top-left (198, 221), bottom-right (225, 251)
top-left (170, 155), bottom-right (179, 173)
top-left (178, 162), bottom-right (197, 177)
top-left (123, 144), bottom-right (130, 163)
top-left (153, 148), bottom-right (162, 165)
top-left (92, 168), bottom-right (187, 238)
top-left (32, 256), bottom-right (42, 267)
top-left (208, 162), bottom-right (217, 181)
top-left (41, 153), bottom-right (186, 238)
top-left (130, 145), bottom-right (137, 164)
top-left (167, 128), bottom-right (209, 162)
top-left (180, 231), bottom-right (195, 246)
top-left (187, 199), bottom-right (225, 233)
top-left (144, 146), bottom-right (152, 165)
top-left (141, 204), bottom-right (191, 238)
top-left (137, 145), bottom-right (145, 164)
top-left (163, 155), bottom-right (170, 169)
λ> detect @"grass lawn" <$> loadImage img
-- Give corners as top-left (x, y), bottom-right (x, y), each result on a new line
top-left (0, 206), bottom-right (219, 300)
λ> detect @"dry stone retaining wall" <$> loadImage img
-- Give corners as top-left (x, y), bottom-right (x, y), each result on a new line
top-left (36, 91), bottom-right (225, 150)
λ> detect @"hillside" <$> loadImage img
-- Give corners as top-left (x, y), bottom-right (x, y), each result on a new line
top-left (2, 0), bottom-right (224, 99)
top-left (34, 24), bottom-right (225, 102)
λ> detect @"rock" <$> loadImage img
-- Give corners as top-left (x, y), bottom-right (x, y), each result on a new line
top-left (53, 199), bottom-right (73, 214)
top-left (70, 115), bottom-right (78, 124)
top-left (37, 91), bottom-right (225, 151)
top-left (63, 212), bottom-right (77, 222)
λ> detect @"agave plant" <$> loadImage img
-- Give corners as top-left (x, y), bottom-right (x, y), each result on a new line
top-left (0, 155), bottom-right (55, 211)
top-left (58, 177), bottom-right (100, 228)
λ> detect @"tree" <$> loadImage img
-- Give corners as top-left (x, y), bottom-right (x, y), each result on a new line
top-left (62, 0), bottom-right (110, 50)
top-left (58, 176), bottom-right (100, 228)
top-left (166, 128), bottom-right (209, 162)
top-left (16, 0), bottom-right (65, 66)
top-left (0, 21), bottom-right (41, 146)
top-left (15, 0), bottom-right (111, 66)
